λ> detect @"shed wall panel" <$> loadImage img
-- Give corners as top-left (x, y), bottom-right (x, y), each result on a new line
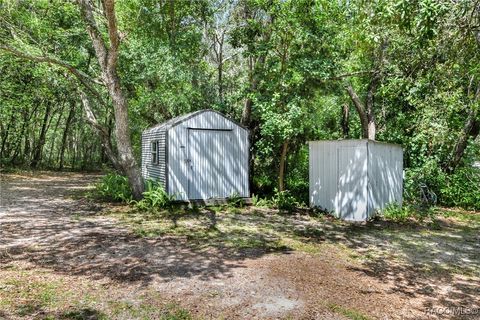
top-left (141, 130), bottom-right (167, 189)
top-left (309, 139), bottom-right (402, 221)
top-left (335, 145), bottom-right (368, 220)
top-left (367, 142), bottom-right (403, 215)
top-left (310, 140), bottom-right (368, 218)
top-left (167, 110), bottom-right (249, 200)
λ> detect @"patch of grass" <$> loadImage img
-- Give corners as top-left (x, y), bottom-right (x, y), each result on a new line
top-left (58, 308), bottom-right (108, 320)
top-left (328, 303), bottom-right (371, 320)
top-left (278, 237), bottom-right (323, 254)
top-left (0, 273), bottom-right (59, 316)
top-left (436, 208), bottom-right (480, 224)
top-left (0, 269), bottom-right (193, 320)
top-left (108, 298), bottom-right (192, 320)
top-left (103, 204), bottom-right (480, 279)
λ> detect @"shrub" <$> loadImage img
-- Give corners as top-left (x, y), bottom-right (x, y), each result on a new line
top-left (95, 172), bottom-right (133, 203)
top-left (136, 180), bottom-right (175, 211)
top-left (440, 167), bottom-right (480, 210)
top-left (404, 161), bottom-right (480, 210)
top-left (404, 160), bottom-right (445, 206)
top-left (272, 189), bottom-right (298, 212)
top-left (380, 203), bottom-right (434, 222)
top-left (381, 203), bottom-right (414, 222)
top-left (227, 192), bottom-right (245, 208)
top-left (251, 193), bottom-right (273, 208)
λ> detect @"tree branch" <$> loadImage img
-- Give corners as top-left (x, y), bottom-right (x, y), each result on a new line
top-left (327, 71), bottom-right (373, 81)
top-left (104, 0), bottom-right (120, 68)
top-left (345, 84), bottom-right (369, 138)
top-left (79, 90), bottom-right (121, 171)
top-left (77, 0), bottom-right (108, 68)
top-left (0, 44), bottom-right (107, 105)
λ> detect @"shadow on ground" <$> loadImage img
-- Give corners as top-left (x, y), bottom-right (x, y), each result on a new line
top-left (0, 173), bottom-right (284, 286)
top-left (1, 172), bottom-right (479, 319)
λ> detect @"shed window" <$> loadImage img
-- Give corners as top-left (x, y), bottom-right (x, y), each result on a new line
top-left (151, 141), bottom-right (158, 164)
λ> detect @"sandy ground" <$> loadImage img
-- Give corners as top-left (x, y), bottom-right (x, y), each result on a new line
top-left (0, 172), bottom-right (478, 319)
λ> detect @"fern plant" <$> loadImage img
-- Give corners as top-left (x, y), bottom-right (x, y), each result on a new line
top-left (95, 172), bottom-right (133, 203)
top-left (136, 180), bottom-right (175, 210)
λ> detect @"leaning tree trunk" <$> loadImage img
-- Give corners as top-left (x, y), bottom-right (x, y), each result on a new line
top-left (78, 0), bottom-right (144, 199)
top-left (444, 109), bottom-right (480, 173)
top-left (346, 78), bottom-right (379, 141)
top-left (346, 85), bottom-right (370, 139)
top-left (104, 68), bottom-right (144, 198)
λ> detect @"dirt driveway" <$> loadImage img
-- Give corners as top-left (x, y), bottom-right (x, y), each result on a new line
top-left (0, 172), bottom-right (479, 319)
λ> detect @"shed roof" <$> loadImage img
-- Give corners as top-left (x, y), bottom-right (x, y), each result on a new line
top-left (308, 139), bottom-right (402, 149)
top-left (143, 109), bottom-right (248, 134)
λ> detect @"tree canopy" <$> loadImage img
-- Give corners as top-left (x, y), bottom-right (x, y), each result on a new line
top-left (1, 0), bottom-right (479, 208)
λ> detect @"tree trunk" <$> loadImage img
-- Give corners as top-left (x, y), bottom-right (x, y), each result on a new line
top-left (341, 103), bottom-right (350, 138)
top-left (346, 82), bottom-right (377, 140)
top-left (218, 51), bottom-right (223, 102)
top-left (346, 85), bottom-right (369, 138)
top-left (365, 72), bottom-right (380, 141)
top-left (10, 108), bottom-right (29, 164)
top-left (444, 109), bottom-right (480, 173)
top-left (79, 91), bottom-right (121, 171)
top-left (104, 68), bottom-right (144, 199)
top-left (278, 140), bottom-right (289, 192)
top-left (47, 104), bottom-right (65, 165)
top-left (31, 102), bottom-right (52, 168)
top-left (214, 31), bottom-right (225, 103)
top-left (59, 101), bottom-right (75, 170)
top-left (0, 113), bottom-right (15, 160)
top-left (78, 0), bottom-right (144, 199)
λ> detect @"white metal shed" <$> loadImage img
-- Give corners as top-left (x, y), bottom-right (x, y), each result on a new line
top-left (141, 109), bottom-right (250, 201)
top-left (309, 139), bottom-right (403, 221)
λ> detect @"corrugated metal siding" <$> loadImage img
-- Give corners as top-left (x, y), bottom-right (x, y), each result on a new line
top-left (166, 110), bottom-right (249, 200)
top-left (141, 130), bottom-right (167, 189)
top-left (335, 145), bottom-right (368, 220)
top-left (367, 142), bottom-right (403, 216)
top-left (188, 129), bottom-right (233, 199)
top-left (309, 140), bottom-right (368, 219)
top-left (309, 139), bottom-right (402, 221)
top-left (309, 141), bottom-right (339, 214)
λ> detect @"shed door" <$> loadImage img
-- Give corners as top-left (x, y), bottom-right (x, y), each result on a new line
top-left (188, 129), bottom-right (232, 199)
top-left (336, 146), bottom-right (367, 220)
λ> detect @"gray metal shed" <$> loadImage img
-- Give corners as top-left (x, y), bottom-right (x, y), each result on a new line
top-left (141, 109), bottom-right (250, 201)
top-left (309, 139), bottom-right (403, 221)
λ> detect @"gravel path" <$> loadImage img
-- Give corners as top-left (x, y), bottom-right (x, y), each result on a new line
top-left (0, 172), bottom-right (478, 319)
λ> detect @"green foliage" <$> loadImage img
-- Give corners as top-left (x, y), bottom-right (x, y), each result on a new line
top-left (381, 203), bottom-right (419, 222)
top-left (251, 189), bottom-right (300, 212)
top-left (226, 192), bottom-right (246, 208)
top-left (251, 193), bottom-right (273, 208)
top-left (440, 168), bottom-right (480, 210)
top-left (1, 0), bottom-right (480, 213)
top-left (404, 160), bottom-right (444, 206)
top-left (380, 203), bottom-right (434, 222)
top-left (136, 180), bottom-right (175, 211)
top-left (272, 189), bottom-right (298, 212)
top-left (401, 161), bottom-right (480, 211)
top-left (95, 173), bottom-right (133, 203)
top-left (327, 303), bottom-right (371, 320)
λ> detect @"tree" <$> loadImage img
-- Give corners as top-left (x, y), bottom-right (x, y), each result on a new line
top-left (0, 0), bottom-right (144, 198)
top-left (77, 0), bottom-right (143, 198)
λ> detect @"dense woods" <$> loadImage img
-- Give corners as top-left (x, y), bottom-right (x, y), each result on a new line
top-left (1, 0), bottom-right (479, 208)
